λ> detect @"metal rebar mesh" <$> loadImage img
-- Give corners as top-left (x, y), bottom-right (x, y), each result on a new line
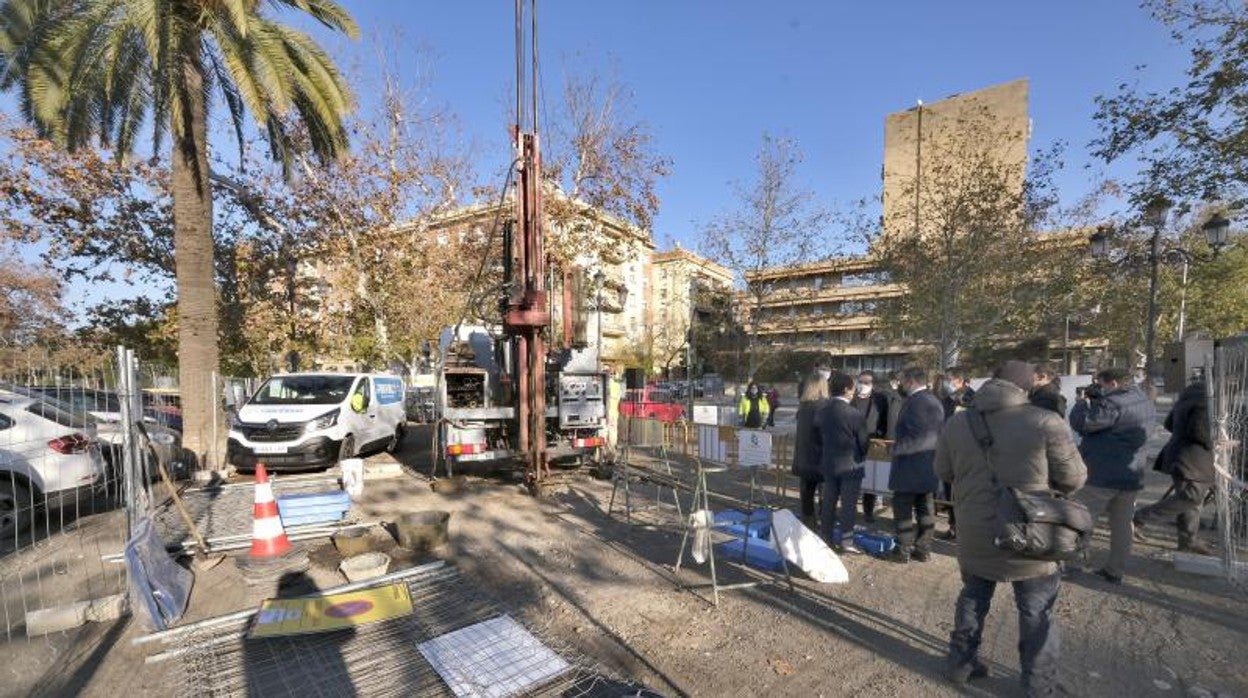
top-left (1213, 338), bottom-right (1248, 588)
top-left (164, 565), bottom-right (638, 697)
top-left (152, 475), bottom-right (346, 545)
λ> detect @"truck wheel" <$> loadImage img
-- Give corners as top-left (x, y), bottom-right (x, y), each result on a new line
top-left (386, 425), bottom-right (404, 454)
top-left (338, 435), bottom-right (356, 464)
top-left (0, 480), bottom-right (33, 540)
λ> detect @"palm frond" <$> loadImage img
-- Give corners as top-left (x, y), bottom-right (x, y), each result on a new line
top-left (266, 0), bottom-right (359, 39)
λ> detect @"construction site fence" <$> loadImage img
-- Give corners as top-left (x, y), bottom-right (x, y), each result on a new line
top-left (0, 346), bottom-right (155, 643)
top-left (618, 415), bottom-right (798, 496)
top-left (1211, 337), bottom-right (1248, 589)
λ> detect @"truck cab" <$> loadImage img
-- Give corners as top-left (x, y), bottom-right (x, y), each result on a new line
top-left (434, 325), bottom-right (607, 473)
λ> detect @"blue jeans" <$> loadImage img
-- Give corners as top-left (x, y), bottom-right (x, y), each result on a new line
top-left (820, 472), bottom-right (862, 543)
top-left (950, 571), bottom-right (1061, 697)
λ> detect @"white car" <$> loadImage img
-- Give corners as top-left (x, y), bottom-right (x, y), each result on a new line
top-left (228, 373), bottom-right (407, 472)
top-left (0, 392), bottom-right (106, 538)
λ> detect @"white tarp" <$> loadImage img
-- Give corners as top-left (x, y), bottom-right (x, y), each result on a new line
top-left (770, 509), bottom-right (849, 584)
top-left (417, 615), bottom-right (571, 698)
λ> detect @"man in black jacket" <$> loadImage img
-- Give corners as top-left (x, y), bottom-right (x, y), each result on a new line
top-left (1069, 367), bottom-right (1156, 583)
top-left (1135, 380), bottom-right (1215, 555)
top-left (888, 365), bottom-right (946, 563)
top-left (1029, 363), bottom-right (1067, 417)
top-left (813, 372), bottom-right (870, 554)
top-left (851, 370), bottom-right (890, 522)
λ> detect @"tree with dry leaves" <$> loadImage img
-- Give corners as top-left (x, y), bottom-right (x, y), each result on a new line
top-left (700, 135), bottom-right (830, 378)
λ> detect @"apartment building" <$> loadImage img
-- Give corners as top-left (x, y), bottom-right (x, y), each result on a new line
top-left (742, 257), bottom-right (917, 374)
top-left (648, 246), bottom-right (734, 374)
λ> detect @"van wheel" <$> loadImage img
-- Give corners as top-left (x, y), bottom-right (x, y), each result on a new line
top-left (386, 425), bottom-right (404, 454)
top-left (338, 435), bottom-right (356, 463)
top-left (0, 480), bottom-right (32, 540)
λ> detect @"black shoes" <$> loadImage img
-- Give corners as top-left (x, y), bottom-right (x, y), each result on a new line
top-left (936, 528), bottom-right (957, 541)
top-left (1094, 568), bottom-right (1123, 585)
top-left (1179, 540), bottom-right (1213, 556)
top-left (945, 660), bottom-right (990, 685)
top-left (886, 547), bottom-right (910, 564)
top-left (912, 549), bottom-right (932, 563)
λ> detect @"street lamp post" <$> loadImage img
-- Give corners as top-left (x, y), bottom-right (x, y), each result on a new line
top-left (593, 269), bottom-right (605, 373)
top-left (1089, 207), bottom-right (1234, 383)
top-left (687, 278), bottom-right (699, 423)
top-left (1142, 195), bottom-right (1171, 387)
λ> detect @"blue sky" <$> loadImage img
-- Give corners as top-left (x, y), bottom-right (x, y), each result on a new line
top-left (324, 1), bottom-right (1192, 251)
top-left (9, 1), bottom-right (1195, 310)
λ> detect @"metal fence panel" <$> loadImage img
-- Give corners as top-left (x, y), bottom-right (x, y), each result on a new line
top-left (1212, 337), bottom-right (1248, 588)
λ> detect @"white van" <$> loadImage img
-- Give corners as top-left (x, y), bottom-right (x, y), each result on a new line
top-left (228, 373), bottom-right (406, 471)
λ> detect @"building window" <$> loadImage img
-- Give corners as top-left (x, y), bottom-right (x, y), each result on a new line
top-left (813, 276), bottom-right (823, 291)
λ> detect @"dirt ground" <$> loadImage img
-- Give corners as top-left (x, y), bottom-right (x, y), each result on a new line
top-left (4, 423), bottom-right (1246, 698)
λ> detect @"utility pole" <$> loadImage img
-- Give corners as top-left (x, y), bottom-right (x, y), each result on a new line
top-left (1142, 196), bottom-right (1170, 389)
top-left (686, 277), bottom-right (699, 423)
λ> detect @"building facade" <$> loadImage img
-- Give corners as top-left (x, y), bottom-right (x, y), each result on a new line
top-left (741, 257), bottom-right (917, 374)
top-left (648, 247), bottom-right (734, 375)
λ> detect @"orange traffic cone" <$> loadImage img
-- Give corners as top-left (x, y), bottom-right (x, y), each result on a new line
top-left (249, 463), bottom-right (293, 558)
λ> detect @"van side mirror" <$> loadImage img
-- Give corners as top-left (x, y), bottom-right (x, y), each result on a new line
top-left (351, 393), bottom-right (368, 413)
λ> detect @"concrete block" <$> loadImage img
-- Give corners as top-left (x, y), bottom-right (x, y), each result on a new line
top-left (364, 461), bottom-right (405, 480)
top-left (25, 593), bottom-right (127, 636)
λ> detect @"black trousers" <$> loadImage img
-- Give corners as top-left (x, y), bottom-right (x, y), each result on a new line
top-left (951, 572), bottom-right (1061, 697)
top-left (862, 492), bottom-right (877, 518)
top-left (1136, 476), bottom-right (1212, 546)
top-left (798, 471), bottom-right (823, 518)
top-left (820, 472), bottom-right (862, 544)
top-left (892, 491), bottom-right (935, 552)
top-left (943, 481), bottom-right (957, 528)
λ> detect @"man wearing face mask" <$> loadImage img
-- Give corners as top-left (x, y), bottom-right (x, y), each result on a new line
top-left (851, 370), bottom-right (890, 522)
top-left (887, 366), bottom-right (946, 562)
top-left (937, 367), bottom-right (976, 540)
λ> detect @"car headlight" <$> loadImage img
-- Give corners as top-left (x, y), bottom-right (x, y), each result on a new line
top-left (307, 408), bottom-right (340, 432)
top-left (230, 412), bottom-right (243, 428)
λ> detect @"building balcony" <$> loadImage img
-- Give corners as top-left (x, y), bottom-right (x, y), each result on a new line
top-left (752, 314), bottom-right (880, 334)
top-left (741, 283), bottom-right (905, 308)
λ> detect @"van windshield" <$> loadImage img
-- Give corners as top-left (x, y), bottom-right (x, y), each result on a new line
top-left (250, 376), bottom-right (356, 405)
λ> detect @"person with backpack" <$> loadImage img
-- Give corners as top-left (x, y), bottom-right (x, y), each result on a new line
top-left (934, 360), bottom-right (1087, 697)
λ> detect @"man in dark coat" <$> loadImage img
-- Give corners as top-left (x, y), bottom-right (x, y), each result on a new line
top-left (1135, 380), bottom-right (1215, 554)
top-left (937, 366), bottom-right (977, 540)
top-left (851, 370), bottom-right (890, 522)
top-left (887, 366), bottom-right (946, 563)
top-left (812, 372), bottom-right (869, 553)
top-left (1029, 363), bottom-right (1067, 417)
top-left (935, 361), bottom-right (1087, 696)
top-left (1069, 367), bottom-right (1156, 583)
top-left (791, 372), bottom-right (830, 528)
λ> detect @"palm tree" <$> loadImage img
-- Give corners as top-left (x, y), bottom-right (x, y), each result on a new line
top-left (0, 0), bottom-right (357, 468)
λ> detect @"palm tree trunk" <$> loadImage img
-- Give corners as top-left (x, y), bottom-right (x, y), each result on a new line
top-left (171, 46), bottom-right (222, 470)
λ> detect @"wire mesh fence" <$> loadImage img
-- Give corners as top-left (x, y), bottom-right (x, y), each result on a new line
top-left (150, 563), bottom-right (648, 698)
top-left (1211, 337), bottom-right (1248, 588)
top-left (0, 344), bottom-right (179, 647)
top-left (0, 348), bottom-right (136, 642)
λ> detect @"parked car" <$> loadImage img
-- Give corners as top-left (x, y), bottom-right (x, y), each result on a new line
top-left (141, 388), bottom-right (183, 433)
top-left (0, 391), bottom-right (105, 538)
top-left (228, 373), bottom-right (407, 471)
top-left (22, 386), bottom-right (184, 477)
top-left (620, 385), bottom-right (686, 422)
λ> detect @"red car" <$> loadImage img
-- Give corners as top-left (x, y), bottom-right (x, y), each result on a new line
top-left (620, 386), bottom-right (685, 422)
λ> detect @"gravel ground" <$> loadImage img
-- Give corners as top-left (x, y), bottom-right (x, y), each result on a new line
top-left (3, 420), bottom-right (1245, 698)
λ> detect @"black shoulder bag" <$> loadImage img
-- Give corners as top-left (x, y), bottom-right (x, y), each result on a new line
top-left (966, 408), bottom-right (1093, 562)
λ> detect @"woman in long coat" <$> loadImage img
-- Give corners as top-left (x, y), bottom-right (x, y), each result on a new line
top-left (791, 373), bottom-right (829, 526)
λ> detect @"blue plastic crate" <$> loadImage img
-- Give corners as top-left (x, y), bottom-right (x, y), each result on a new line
top-left (716, 537), bottom-right (786, 572)
top-left (276, 490), bottom-right (350, 511)
top-left (853, 531), bottom-right (897, 556)
top-left (712, 509), bottom-right (772, 540)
